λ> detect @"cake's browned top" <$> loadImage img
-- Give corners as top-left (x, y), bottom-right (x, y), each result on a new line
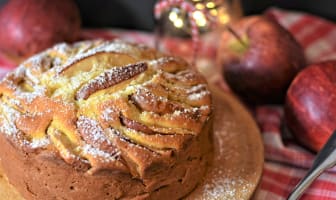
top-left (0, 40), bottom-right (212, 177)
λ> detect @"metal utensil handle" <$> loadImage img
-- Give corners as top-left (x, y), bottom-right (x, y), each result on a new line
top-left (287, 130), bottom-right (336, 200)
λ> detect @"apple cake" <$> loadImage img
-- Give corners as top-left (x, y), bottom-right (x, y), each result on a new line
top-left (0, 40), bottom-right (213, 200)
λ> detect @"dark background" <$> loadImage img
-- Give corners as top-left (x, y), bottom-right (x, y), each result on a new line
top-left (0, 0), bottom-right (335, 31)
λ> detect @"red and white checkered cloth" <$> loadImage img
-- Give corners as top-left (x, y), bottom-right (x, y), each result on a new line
top-left (255, 8), bottom-right (336, 200)
top-left (1, 7), bottom-right (336, 200)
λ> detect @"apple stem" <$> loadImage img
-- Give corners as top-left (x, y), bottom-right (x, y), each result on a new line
top-left (225, 25), bottom-right (247, 47)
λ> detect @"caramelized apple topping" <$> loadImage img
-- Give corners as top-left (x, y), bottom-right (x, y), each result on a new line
top-left (0, 40), bottom-right (212, 177)
top-left (131, 87), bottom-right (175, 115)
top-left (120, 114), bottom-right (155, 135)
top-left (77, 116), bottom-right (118, 155)
top-left (76, 62), bottom-right (148, 100)
top-left (148, 56), bottom-right (188, 73)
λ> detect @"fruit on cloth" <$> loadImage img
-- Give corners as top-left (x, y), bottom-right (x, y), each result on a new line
top-left (218, 15), bottom-right (306, 104)
top-left (285, 60), bottom-right (336, 151)
top-left (0, 0), bottom-right (81, 57)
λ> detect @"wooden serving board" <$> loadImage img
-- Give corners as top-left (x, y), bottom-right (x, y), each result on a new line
top-left (0, 86), bottom-right (264, 200)
top-left (187, 86), bottom-right (264, 199)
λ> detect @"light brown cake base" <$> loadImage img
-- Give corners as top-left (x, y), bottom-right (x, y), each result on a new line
top-left (0, 86), bottom-right (263, 200)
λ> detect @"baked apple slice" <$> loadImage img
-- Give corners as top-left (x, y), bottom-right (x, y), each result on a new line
top-left (77, 116), bottom-right (117, 155)
top-left (47, 125), bottom-right (80, 164)
top-left (120, 114), bottom-right (155, 135)
top-left (119, 124), bottom-right (192, 151)
top-left (76, 62), bottom-right (147, 100)
top-left (77, 116), bottom-right (128, 174)
top-left (148, 56), bottom-right (188, 73)
top-left (114, 135), bottom-right (174, 179)
top-left (59, 52), bottom-right (137, 77)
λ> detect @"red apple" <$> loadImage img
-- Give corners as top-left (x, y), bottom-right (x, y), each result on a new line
top-left (217, 16), bottom-right (306, 104)
top-left (0, 0), bottom-right (81, 58)
top-left (285, 60), bottom-right (336, 152)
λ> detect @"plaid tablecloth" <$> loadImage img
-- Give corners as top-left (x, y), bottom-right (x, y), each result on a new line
top-left (1, 7), bottom-right (336, 200)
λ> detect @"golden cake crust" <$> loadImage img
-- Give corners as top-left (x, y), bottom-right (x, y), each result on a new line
top-left (0, 40), bottom-right (212, 200)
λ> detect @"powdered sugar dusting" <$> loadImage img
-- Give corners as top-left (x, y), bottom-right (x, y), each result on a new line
top-left (21, 51), bottom-right (51, 72)
top-left (201, 173), bottom-right (253, 200)
top-left (53, 42), bottom-right (72, 55)
top-left (188, 90), bottom-right (210, 101)
top-left (187, 130), bottom-right (256, 200)
top-left (77, 116), bottom-right (121, 162)
top-left (16, 85), bottom-right (46, 104)
top-left (0, 103), bottom-right (20, 136)
top-left (77, 116), bottom-right (111, 146)
top-left (102, 108), bottom-right (116, 122)
top-left (76, 62), bottom-right (147, 100)
top-left (196, 120), bottom-right (254, 200)
top-left (147, 56), bottom-right (183, 72)
top-left (187, 84), bottom-right (207, 93)
top-left (59, 40), bottom-right (140, 74)
top-left (82, 144), bottom-right (120, 162)
top-left (16, 64), bottom-right (27, 77)
top-left (95, 40), bottom-right (134, 53)
top-left (148, 56), bottom-right (175, 66)
top-left (29, 137), bottom-right (50, 148)
top-left (25, 68), bottom-right (40, 84)
top-left (171, 105), bottom-right (210, 117)
top-left (133, 86), bottom-right (169, 106)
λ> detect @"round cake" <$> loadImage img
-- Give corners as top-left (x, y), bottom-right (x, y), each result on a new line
top-left (0, 40), bottom-right (213, 200)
